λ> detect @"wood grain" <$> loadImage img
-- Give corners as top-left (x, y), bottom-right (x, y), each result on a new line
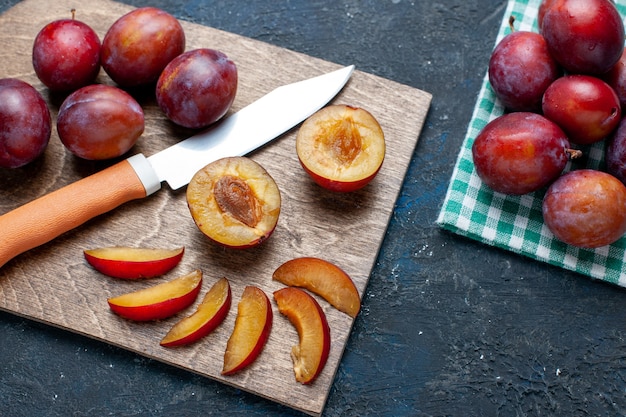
top-left (0, 0), bottom-right (431, 415)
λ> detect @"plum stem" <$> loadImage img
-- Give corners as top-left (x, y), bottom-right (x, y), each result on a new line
top-left (508, 15), bottom-right (516, 33)
top-left (566, 148), bottom-right (583, 160)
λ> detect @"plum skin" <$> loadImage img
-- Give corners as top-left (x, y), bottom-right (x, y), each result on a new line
top-left (32, 18), bottom-right (101, 92)
top-left (101, 7), bottom-right (185, 87)
top-left (156, 48), bottom-right (238, 129)
top-left (488, 30), bottom-right (560, 112)
top-left (541, 0), bottom-right (625, 75)
top-left (542, 169), bottom-right (626, 248)
top-left (0, 78), bottom-right (51, 168)
top-left (606, 118), bottom-right (626, 184)
top-left (57, 84), bottom-right (144, 160)
top-left (602, 49), bottom-right (626, 110)
top-left (471, 112), bottom-right (570, 195)
top-left (542, 74), bottom-right (621, 145)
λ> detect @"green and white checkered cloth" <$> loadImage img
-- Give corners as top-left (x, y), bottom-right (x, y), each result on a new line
top-left (437, 0), bottom-right (626, 287)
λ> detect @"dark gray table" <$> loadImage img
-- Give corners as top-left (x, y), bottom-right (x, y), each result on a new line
top-left (2, 1), bottom-right (626, 416)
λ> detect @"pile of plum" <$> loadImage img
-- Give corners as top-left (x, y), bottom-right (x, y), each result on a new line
top-left (0, 7), bottom-right (237, 166)
top-left (472, 0), bottom-right (626, 249)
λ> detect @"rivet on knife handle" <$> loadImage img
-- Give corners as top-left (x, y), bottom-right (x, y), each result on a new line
top-left (0, 155), bottom-right (154, 268)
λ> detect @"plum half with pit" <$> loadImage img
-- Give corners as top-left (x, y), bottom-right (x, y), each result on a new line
top-left (32, 11), bottom-right (101, 92)
top-left (101, 7), bottom-right (185, 88)
top-left (0, 78), bottom-right (51, 168)
top-left (296, 104), bottom-right (385, 192)
top-left (57, 84), bottom-right (144, 160)
top-left (186, 157), bottom-right (281, 249)
top-left (156, 48), bottom-right (238, 129)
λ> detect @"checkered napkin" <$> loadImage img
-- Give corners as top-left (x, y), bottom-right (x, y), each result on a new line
top-left (436, 0), bottom-right (626, 287)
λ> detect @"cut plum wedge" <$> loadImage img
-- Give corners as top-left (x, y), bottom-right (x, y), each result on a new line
top-left (161, 277), bottom-right (232, 347)
top-left (84, 246), bottom-right (184, 279)
top-left (108, 269), bottom-right (202, 321)
top-left (273, 287), bottom-right (331, 385)
top-left (222, 286), bottom-right (273, 375)
top-left (273, 257), bottom-right (360, 318)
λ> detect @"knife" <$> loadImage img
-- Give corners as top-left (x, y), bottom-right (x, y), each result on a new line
top-left (0, 65), bottom-right (355, 268)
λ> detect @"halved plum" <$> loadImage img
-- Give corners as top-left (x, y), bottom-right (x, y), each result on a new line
top-left (187, 157), bottom-right (281, 248)
top-left (296, 104), bottom-right (385, 192)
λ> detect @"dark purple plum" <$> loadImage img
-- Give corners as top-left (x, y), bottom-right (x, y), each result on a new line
top-left (602, 49), bottom-right (626, 111)
top-left (57, 84), bottom-right (144, 160)
top-left (0, 78), bottom-right (51, 168)
top-left (606, 118), bottom-right (626, 184)
top-left (156, 48), bottom-right (237, 129)
top-left (488, 23), bottom-right (560, 112)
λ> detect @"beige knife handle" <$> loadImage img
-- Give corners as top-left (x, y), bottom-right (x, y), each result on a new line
top-left (0, 154), bottom-right (161, 269)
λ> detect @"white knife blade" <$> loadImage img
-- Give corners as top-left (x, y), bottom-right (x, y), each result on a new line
top-left (0, 65), bottom-right (354, 268)
top-left (145, 64), bottom-right (355, 191)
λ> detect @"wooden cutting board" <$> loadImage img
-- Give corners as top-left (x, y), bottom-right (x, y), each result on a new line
top-left (0, 0), bottom-right (431, 415)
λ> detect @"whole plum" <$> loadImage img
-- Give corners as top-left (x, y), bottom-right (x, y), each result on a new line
top-left (0, 78), bottom-right (51, 168)
top-left (542, 75), bottom-right (621, 145)
top-left (602, 49), bottom-right (626, 110)
top-left (101, 7), bottom-right (185, 87)
top-left (156, 48), bottom-right (238, 129)
top-left (542, 169), bottom-right (626, 248)
top-left (472, 112), bottom-right (572, 195)
top-left (488, 26), bottom-right (560, 112)
top-left (606, 118), bottom-right (626, 184)
top-left (538, 0), bottom-right (557, 30)
top-left (32, 13), bottom-right (101, 92)
top-left (57, 84), bottom-right (144, 160)
top-left (541, 0), bottom-right (624, 75)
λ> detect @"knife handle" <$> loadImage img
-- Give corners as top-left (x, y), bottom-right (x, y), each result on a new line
top-left (0, 155), bottom-right (159, 269)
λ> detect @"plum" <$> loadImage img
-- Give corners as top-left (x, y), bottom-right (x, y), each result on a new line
top-left (101, 7), bottom-right (185, 87)
top-left (0, 78), bottom-right (51, 168)
top-left (488, 18), bottom-right (560, 112)
top-left (602, 49), bottom-right (626, 111)
top-left (32, 12), bottom-right (101, 92)
top-left (542, 74), bottom-right (621, 145)
top-left (538, 0), bottom-right (557, 30)
top-left (471, 112), bottom-right (573, 195)
top-left (540, 0), bottom-right (624, 75)
top-left (606, 118), bottom-right (626, 185)
top-left (156, 48), bottom-right (237, 129)
top-left (57, 84), bottom-right (144, 160)
top-left (542, 169), bottom-right (626, 248)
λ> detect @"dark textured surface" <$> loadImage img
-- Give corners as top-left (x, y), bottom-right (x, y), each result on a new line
top-left (1, 1), bottom-right (625, 416)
